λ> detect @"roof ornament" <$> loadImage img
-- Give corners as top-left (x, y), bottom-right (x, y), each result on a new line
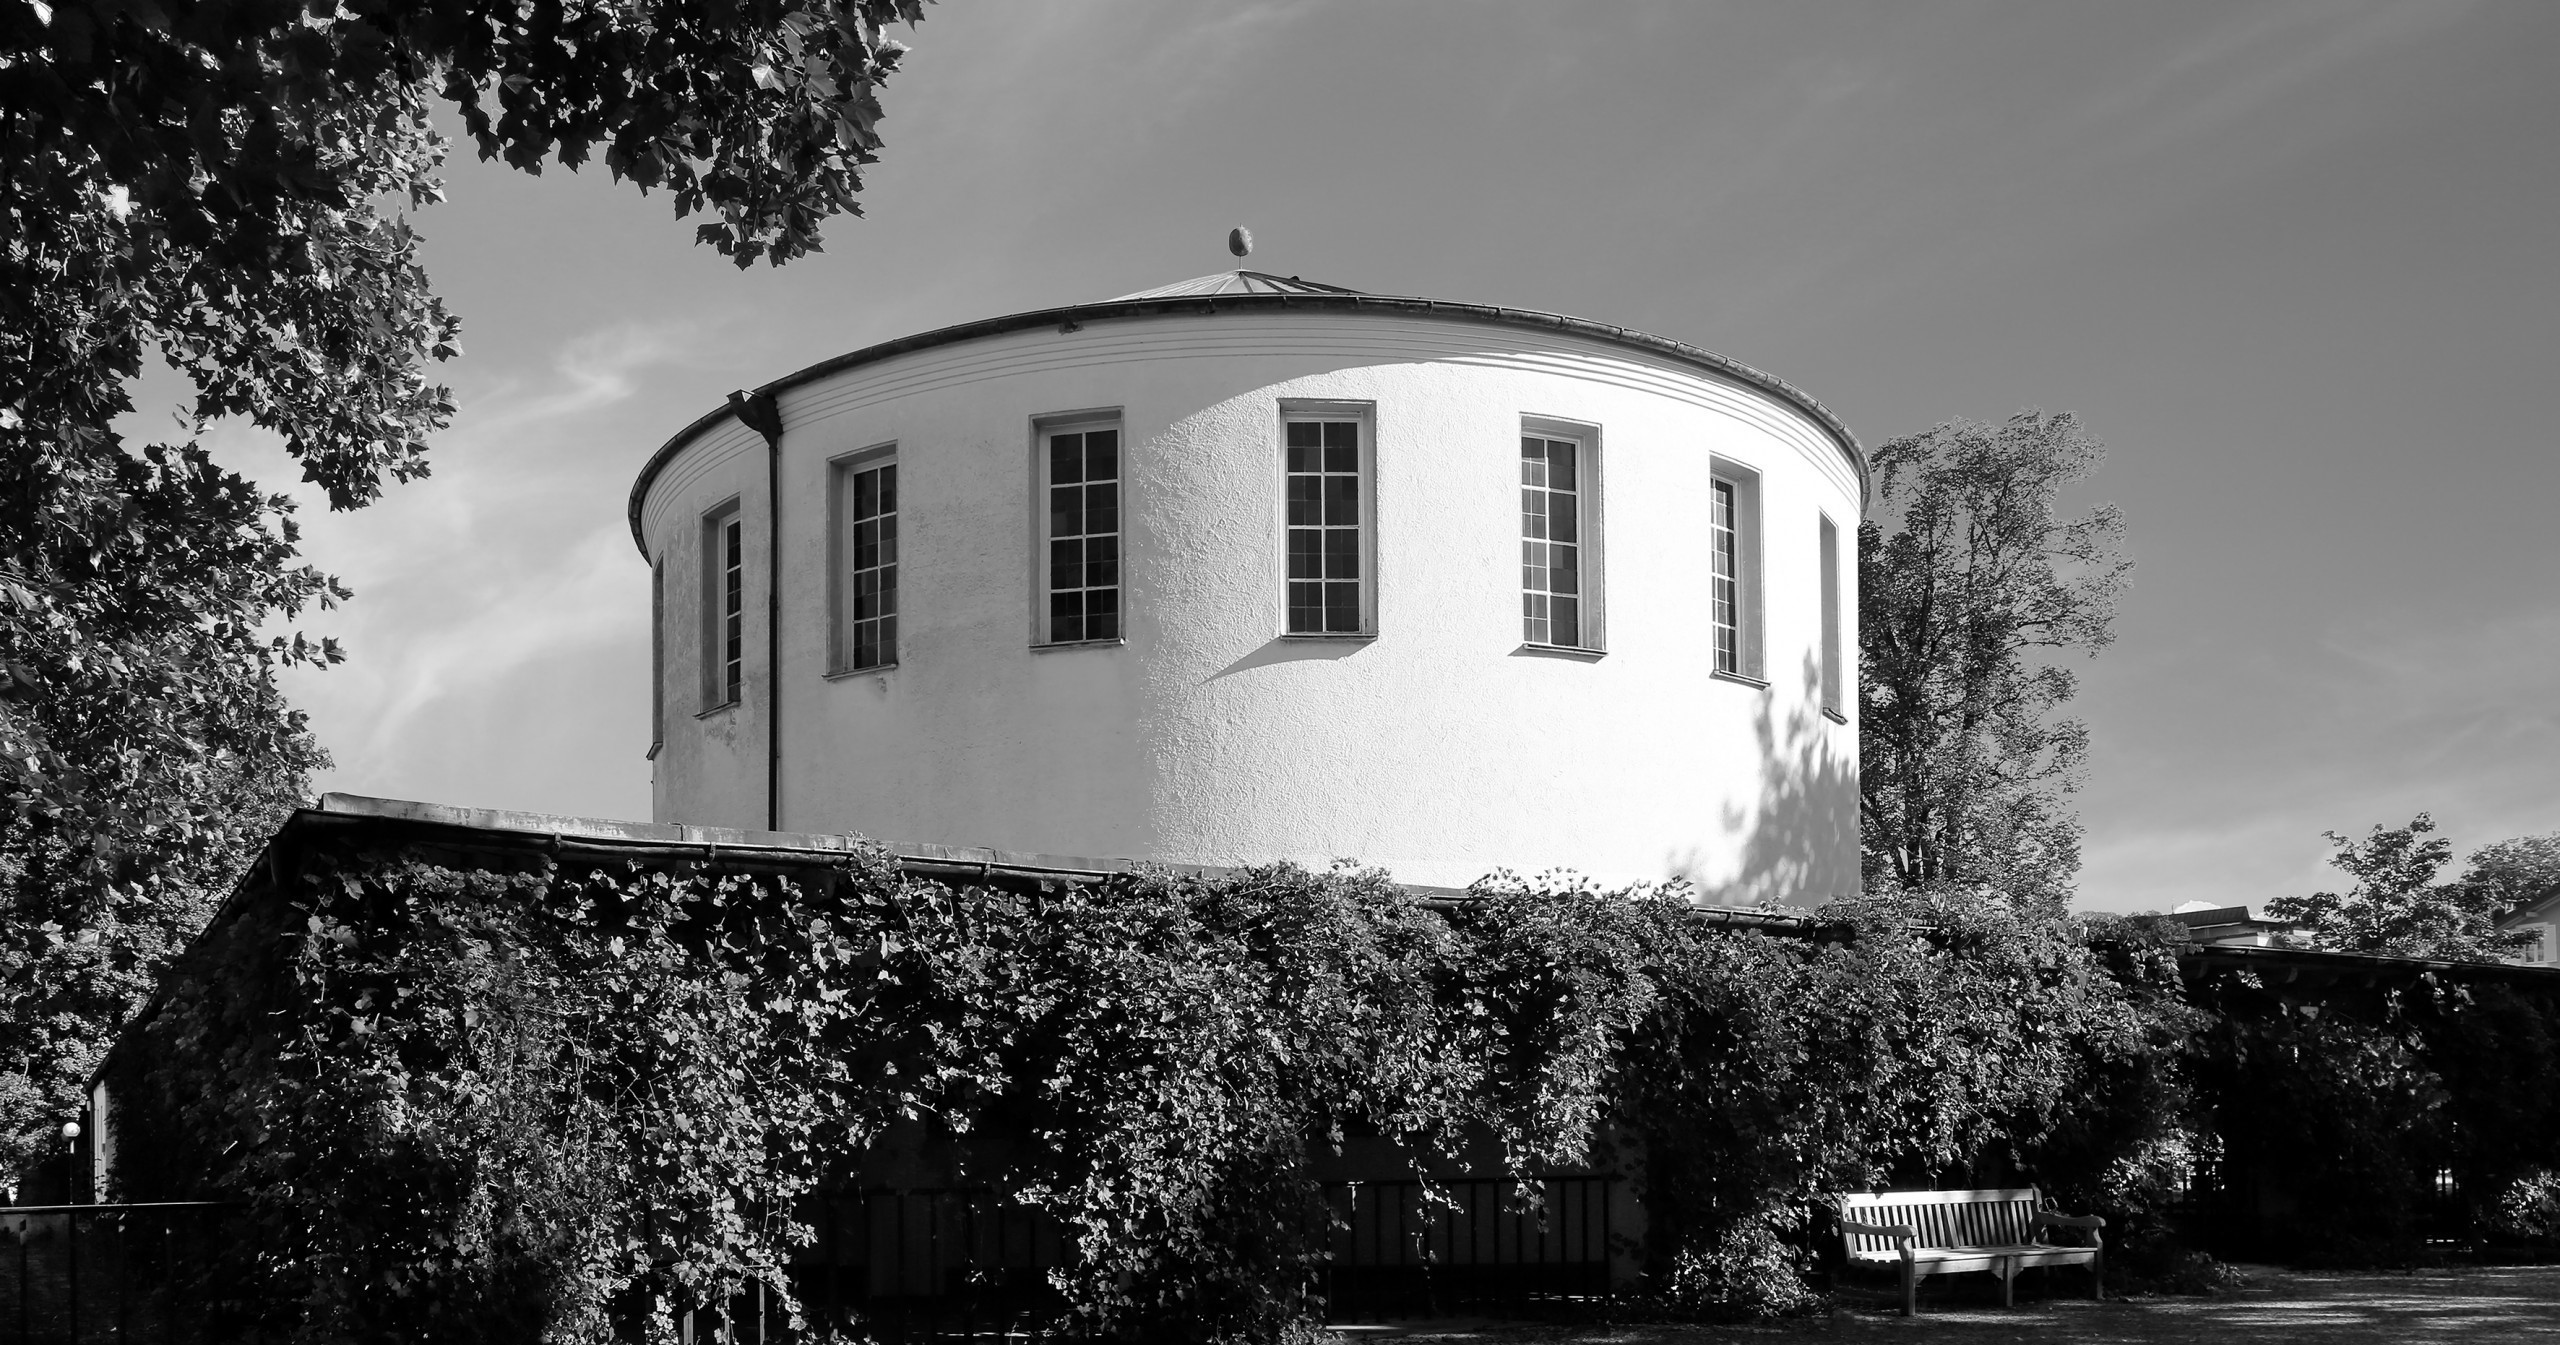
top-left (1228, 226), bottom-right (1252, 258)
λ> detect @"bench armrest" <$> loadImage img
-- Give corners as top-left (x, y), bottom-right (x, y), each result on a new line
top-left (1839, 1219), bottom-right (1918, 1251)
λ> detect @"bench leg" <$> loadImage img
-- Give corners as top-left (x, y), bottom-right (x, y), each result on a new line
top-left (2001, 1258), bottom-right (2014, 1308)
top-left (2094, 1248), bottom-right (2105, 1301)
top-left (1903, 1260), bottom-right (1916, 1317)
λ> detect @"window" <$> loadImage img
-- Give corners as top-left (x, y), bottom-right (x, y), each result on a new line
top-left (1819, 513), bottom-right (1843, 715)
top-left (1283, 412), bottom-right (1370, 635)
top-left (702, 504), bottom-right (743, 709)
top-left (1521, 426), bottom-right (1603, 650)
top-left (1709, 463), bottom-right (1763, 680)
top-left (1040, 421), bottom-right (1122, 644)
top-left (2524, 925), bottom-right (2553, 964)
top-left (650, 558), bottom-right (665, 755)
top-left (832, 449), bottom-right (898, 672)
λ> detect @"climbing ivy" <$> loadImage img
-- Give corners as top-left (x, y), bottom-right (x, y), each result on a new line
top-left (104, 832), bottom-right (2560, 1340)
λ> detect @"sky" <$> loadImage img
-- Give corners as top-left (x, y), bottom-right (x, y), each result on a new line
top-left (175, 0), bottom-right (2559, 914)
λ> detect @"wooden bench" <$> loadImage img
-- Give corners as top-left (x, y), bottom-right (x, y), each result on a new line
top-left (1837, 1187), bottom-right (2104, 1315)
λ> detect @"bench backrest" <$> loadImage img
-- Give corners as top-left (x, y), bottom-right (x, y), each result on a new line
top-left (1838, 1187), bottom-right (2041, 1257)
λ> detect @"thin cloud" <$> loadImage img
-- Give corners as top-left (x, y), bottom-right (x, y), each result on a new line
top-left (226, 319), bottom-right (710, 818)
top-left (2080, 602), bottom-right (2560, 911)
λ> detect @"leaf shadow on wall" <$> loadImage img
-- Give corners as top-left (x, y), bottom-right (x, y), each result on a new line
top-left (1673, 652), bottom-right (1860, 909)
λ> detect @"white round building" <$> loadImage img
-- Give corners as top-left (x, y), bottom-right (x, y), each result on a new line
top-left (632, 271), bottom-right (1864, 901)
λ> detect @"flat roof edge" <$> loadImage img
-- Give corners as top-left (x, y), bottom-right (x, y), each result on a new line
top-left (625, 292), bottom-right (1869, 555)
top-left (307, 793), bottom-right (1818, 924)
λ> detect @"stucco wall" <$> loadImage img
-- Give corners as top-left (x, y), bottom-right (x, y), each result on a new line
top-left (638, 310), bottom-right (1860, 901)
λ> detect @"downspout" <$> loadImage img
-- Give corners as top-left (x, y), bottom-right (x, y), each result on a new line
top-left (729, 389), bottom-right (786, 832)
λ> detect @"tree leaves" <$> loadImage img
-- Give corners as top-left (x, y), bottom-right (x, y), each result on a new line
top-left (2265, 814), bottom-right (2537, 962)
top-left (2, 0), bottom-right (930, 1183)
top-left (1857, 410), bottom-right (2130, 904)
top-left (106, 841), bottom-right (2213, 1340)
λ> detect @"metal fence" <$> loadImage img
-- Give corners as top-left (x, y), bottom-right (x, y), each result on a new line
top-left (677, 1176), bottom-right (1618, 1341)
top-left (0, 1204), bottom-right (226, 1345)
top-left (1317, 1176), bottom-right (1614, 1321)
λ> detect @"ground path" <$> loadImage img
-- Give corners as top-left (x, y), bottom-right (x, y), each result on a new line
top-left (1329, 1265), bottom-right (2560, 1343)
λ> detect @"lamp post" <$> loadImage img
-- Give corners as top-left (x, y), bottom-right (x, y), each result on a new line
top-left (61, 1118), bottom-right (82, 1342)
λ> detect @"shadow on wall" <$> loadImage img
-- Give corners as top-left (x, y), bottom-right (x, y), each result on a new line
top-left (1676, 653), bottom-right (1858, 908)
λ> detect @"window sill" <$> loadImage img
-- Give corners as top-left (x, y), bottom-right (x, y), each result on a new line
top-left (695, 701), bottom-right (740, 720)
top-left (1709, 668), bottom-right (1770, 689)
top-left (1031, 638), bottom-right (1127, 654)
top-left (823, 663), bottom-right (900, 681)
top-left (1280, 632), bottom-right (1378, 643)
top-left (1822, 707), bottom-right (1848, 725)
top-left (1515, 643), bottom-right (1606, 662)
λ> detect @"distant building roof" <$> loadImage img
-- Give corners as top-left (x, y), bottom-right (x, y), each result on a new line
top-left (2166, 904), bottom-right (2294, 947)
top-left (1108, 270), bottom-right (1366, 300)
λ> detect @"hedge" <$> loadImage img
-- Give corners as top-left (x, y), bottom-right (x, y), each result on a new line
top-left (98, 831), bottom-right (2560, 1342)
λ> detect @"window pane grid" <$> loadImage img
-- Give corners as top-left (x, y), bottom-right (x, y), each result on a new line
top-left (1521, 436), bottom-right (1581, 647)
top-left (1711, 480), bottom-right (1739, 674)
top-left (651, 560), bottom-right (665, 746)
top-left (721, 516), bottom-right (744, 703)
top-left (1046, 429), bottom-right (1120, 643)
top-left (1285, 420), bottom-right (1362, 634)
top-left (845, 461), bottom-right (897, 670)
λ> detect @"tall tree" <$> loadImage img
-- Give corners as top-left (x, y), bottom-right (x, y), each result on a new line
top-left (2, 0), bottom-right (929, 1179)
top-left (2265, 815), bottom-right (2531, 961)
top-left (1857, 410), bottom-right (2129, 904)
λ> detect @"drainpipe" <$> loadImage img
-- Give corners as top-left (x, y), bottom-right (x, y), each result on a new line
top-left (729, 389), bottom-right (786, 833)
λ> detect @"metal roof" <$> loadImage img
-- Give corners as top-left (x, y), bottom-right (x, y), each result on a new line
top-left (1107, 270), bottom-right (1368, 300)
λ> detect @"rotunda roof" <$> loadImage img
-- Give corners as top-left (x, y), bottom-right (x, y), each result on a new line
top-left (1108, 270), bottom-right (1367, 299)
top-left (629, 276), bottom-right (1866, 553)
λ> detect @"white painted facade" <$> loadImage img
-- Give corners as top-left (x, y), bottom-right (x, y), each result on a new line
top-left (633, 279), bottom-right (1864, 900)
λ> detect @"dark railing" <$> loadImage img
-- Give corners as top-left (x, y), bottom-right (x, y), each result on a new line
top-left (1316, 1176), bottom-right (1614, 1321)
top-left (676, 1176), bottom-right (1618, 1340)
top-left (0, 1203), bottom-right (227, 1345)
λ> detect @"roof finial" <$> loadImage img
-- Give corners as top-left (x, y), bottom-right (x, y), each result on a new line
top-left (1228, 227), bottom-right (1252, 259)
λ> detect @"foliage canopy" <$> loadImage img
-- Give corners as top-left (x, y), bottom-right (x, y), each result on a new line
top-left (101, 818), bottom-right (2560, 1338)
top-left (2266, 814), bottom-right (2536, 961)
top-left (0, 0), bottom-right (929, 1175)
top-left (110, 826), bottom-right (2219, 1341)
top-left (1857, 410), bottom-right (2129, 904)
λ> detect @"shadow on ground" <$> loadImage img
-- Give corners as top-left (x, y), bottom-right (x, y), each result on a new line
top-left (1329, 1265), bottom-right (2560, 1342)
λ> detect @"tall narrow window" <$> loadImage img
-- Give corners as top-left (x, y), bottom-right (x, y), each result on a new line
top-left (1521, 435), bottom-right (1584, 648)
top-left (702, 506), bottom-right (744, 709)
top-left (1044, 425), bottom-right (1121, 643)
top-left (1819, 514), bottom-right (1843, 715)
top-left (1285, 418), bottom-right (1364, 634)
top-left (1709, 464), bottom-right (1763, 679)
top-left (836, 454), bottom-right (899, 671)
top-left (650, 558), bottom-right (665, 754)
top-left (1710, 482), bottom-right (1740, 674)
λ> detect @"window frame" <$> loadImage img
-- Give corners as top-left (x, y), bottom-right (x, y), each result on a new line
top-left (827, 443), bottom-right (901, 676)
top-left (649, 556), bottom-right (665, 757)
top-left (1030, 410), bottom-right (1128, 650)
top-left (1819, 511), bottom-right (1844, 719)
top-left (1277, 400), bottom-right (1379, 639)
top-left (1708, 460), bottom-right (1766, 684)
top-left (1518, 416), bottom-right (1605, 655)
top-left (699, 499), bottom-right (744, 713)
